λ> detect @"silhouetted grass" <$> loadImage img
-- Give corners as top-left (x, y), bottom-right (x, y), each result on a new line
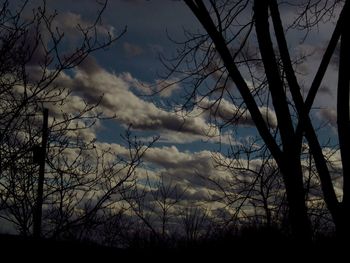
top-left (0, 228), bottom-right (345, 261)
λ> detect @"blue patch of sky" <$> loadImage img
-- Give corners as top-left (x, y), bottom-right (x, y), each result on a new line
top-left (96, 119), bottom-right (126, 143)
top-left (17, 0), bottom-right (339, 154)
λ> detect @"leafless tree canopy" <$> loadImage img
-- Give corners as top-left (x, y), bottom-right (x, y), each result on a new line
top-left (1, 0), bottom-right (349, 248)
top-left (0, 0), bottom-right (140, 238)
top-left (158, 0), bottom-right (350, 241)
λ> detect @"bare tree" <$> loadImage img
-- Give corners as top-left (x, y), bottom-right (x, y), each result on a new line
top-left (0, 0), bottom-right (124, 174)
top-left (180, 206), bottom-right (210, 244)
top-left (162, 0), bottom-right (349, 240)
top-left (213, 141), bottom-right (285, 227)
top-left (41, 127), bottom-right (154, 237)
top-left (0, 0), bottom-right (151, 240)
top-left (121, 173), bottom-right (188, 247)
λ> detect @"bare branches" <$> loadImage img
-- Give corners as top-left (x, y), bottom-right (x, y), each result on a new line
top-left (0, 0), bottom-right (141, 239)
top-left (160, 0), bottom-right (350, 239)
top-left (269, 0), bottom-right (339, 221)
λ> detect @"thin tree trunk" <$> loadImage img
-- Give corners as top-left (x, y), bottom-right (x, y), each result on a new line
top-left (33, 108), bottom-right (49, 238)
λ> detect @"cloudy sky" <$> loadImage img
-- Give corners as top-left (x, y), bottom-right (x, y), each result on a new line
top-left (47, 0), bottom-right (231, 149)
top-left (39, 0), bottom-right (338, 138)
top-left (12, 0), bottom-right (343, 223)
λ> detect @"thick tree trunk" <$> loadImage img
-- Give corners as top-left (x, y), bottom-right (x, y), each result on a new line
top-left (331, 203), bottom-right (350, 243)
top-left (184, 0), bottom-right (283, 165)
top-left (337, 0), bottom-right (350, 241)
top-left (280, 156), bottom-right (312, 241)
top-left (269, 0), bottom-right (341, 230)
top-left (254, 0), bottom-right (312, 241)
top-left (185, 0), bottom-right (313, 240)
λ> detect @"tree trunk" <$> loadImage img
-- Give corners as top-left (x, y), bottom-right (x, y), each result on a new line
top-left (337, 0), bottom-right (350, 240)
top-left (280, 156), bottom-right (312, 241)
top-left (33, 108), bottom-right (49, 238)
top-left (269, 0), bottom-right (345, 239)
top-left (254, 0), bottom-right (312, 241)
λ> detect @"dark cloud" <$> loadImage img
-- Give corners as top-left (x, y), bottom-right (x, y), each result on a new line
top-left (148, 44), bottom-right (164, 54)
top-left (120, 0), bottom-right (147, 4)
top-left (123, 42), bottom-right (144, 57)
top-left (77, 56), bottom-right (102, 75)
top-left (330, 43), bottom-right (340, 69)
top-left (318, 108), bottom-right (337, 127)
top-left (53, 11), bottom-right (115, 40)
top-left (318, 85), bottom-right (334, 97)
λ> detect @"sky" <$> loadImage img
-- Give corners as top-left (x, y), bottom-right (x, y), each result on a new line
top-left (48, 0), bottom-right (222, 149)
top-left (6, 0), bottom-right (344, 231)
top-left (40, 0), bottom-right (340, 146)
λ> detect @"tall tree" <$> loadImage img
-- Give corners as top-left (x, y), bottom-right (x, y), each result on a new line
top-left (164, 0), bottom-right (350, 240)
top-left (0, 0), bottom-right (154, 240)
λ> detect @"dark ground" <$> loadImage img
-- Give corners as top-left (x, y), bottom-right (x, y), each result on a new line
top-left (0, 232), bottom-right (345, 261)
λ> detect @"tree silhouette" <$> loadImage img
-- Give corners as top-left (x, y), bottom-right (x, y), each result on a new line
top-left (161, 0), bottom-right (350, 241)
top-left (209, 139), bottom-right (287, 229)
top-left (0, 0), bottom-right (154, 240)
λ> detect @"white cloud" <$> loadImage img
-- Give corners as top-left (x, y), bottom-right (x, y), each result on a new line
top-left (198, 97), bottom-right (278, 128)
top-left (154, 79), bottom-right (181, 98)
top-left (52, 64), bottom-right (229, 143)
top-left (142, 146), bottom-right (235, 189)
top-left (46, 58), bottom-right (273, 145)
top-left (22, 57), bottom-right (240, 146)
top-left (121, 72), bottom-right (181, 98)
